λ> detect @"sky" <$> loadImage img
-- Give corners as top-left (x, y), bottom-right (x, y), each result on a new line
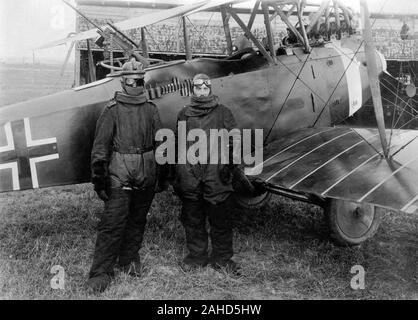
top-left (0, 0), bottom-right (416, 64)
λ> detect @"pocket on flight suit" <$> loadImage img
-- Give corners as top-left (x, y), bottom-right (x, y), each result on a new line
top-left (108, 152), bottom-right (131, 189)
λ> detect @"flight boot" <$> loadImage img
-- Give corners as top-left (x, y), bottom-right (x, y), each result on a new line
top-left (180, 253), bottom-right (208, 272)
top-left (118, 259), bottom-right (142, 277)
top-left (84, 274), bottom-right (112, 294)
top-left (210, 259), bottom-right (242, 277)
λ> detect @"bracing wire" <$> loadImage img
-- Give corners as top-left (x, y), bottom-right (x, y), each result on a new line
top-left (380, 77), bottom-right (417, 115)
top-left (312, 0), bottom-right (390, 127)
top-left (186, 13), bottom-right (215, 53)
top-left (264, 52), bottom-right (313, 144)
top-left (311, 41), bottom-right (364, 127)
top-left (380, 17), bottom-right (416, 147)
top-left (144, 27), bottom-right (161, 52)
top-left (261, 0), bottom-right (389, 152)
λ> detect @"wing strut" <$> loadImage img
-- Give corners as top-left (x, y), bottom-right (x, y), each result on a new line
top-left (182, 17), bottom-right (192, 60)
top-left (140, 28), bottom-right (149, 58)
top-left (360, 0), bottom-right (388, 158)
top-left (225, 7), bottom-right (275, 65)
top-left (220, 7), bottom-right (233, 55)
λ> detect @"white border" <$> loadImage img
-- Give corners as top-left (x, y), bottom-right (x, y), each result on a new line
top-left (0, 162), bottom-right (19, 191)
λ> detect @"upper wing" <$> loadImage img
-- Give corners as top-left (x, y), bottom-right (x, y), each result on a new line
top-left (186, 0), bottom-right (251, 15)
top-left (250, 126), bottom-right (418, 214)
top-left (36, 1), bottom-right (208, 49)
top-left (36, 0), bottom-right (250, 50)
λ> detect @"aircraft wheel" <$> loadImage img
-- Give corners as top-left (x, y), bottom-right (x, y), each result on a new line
top-left (233, 191), bottom-right (272, 210)
top-left (325, 198), bottom-right (382, 246)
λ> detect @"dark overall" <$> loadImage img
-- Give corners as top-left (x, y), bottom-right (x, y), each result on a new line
top-left (173, 99), bottom-right (239, 267)
top-left (89, 91), bottom-right (162, 278)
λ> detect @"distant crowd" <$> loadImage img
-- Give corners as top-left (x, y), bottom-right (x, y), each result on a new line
top-left (373, 29), bottom-right (418, 60)
top-left (77, 18), bottom-right (418, 60)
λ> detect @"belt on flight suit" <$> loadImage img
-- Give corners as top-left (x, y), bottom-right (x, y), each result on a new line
top-left (113, 145), bottom-right (154, 154)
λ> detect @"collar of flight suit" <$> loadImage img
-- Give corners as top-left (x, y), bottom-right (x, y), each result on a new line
top-left (114, 91), bottom-right (147, 105)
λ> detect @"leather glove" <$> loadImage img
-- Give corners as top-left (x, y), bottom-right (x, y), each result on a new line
top-left (220, 164), bottom-right (234, 185)
top-left (96, 189), bottom-right (109, 202)
top-left (248, 177), bottom-right (267, 196)
top-left (231, 166), bottom-right (255, 195)
top-left (92, 161), bottom-right (108, 192)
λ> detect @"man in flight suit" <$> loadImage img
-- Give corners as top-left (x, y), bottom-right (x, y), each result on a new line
top-left (86, 59), bottom-right (162, 293)
top-left (173, 73), bottom-right (241, 274)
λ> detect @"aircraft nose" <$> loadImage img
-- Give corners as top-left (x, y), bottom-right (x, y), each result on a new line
top-left (375, 50), bottom-right (387, 75)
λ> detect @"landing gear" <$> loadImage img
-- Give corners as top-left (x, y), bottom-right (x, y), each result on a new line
top-left (325, 198), bottom-right (383, 246)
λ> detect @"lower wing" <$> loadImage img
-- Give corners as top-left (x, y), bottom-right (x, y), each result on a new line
top-left (250, 126), bottom-right (418, 214)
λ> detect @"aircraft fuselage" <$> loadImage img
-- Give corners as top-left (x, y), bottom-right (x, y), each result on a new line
top-left (0, 39), bottom-right (386, 192)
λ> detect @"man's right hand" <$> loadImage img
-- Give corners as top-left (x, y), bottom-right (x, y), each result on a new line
top-left (96, 189), bottom-right (109, 202)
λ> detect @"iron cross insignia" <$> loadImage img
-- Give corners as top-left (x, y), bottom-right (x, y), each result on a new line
top-left (0, 118), bottom-right (59, 191)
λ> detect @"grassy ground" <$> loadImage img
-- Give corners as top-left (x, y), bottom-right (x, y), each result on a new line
top-left (0, 184), bottom-right (417, 300)
top-left (0, 63), bottom-right (417, 299)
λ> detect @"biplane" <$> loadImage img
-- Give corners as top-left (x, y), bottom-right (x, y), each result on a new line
top-left (1, 0), bottom-right (417, 246)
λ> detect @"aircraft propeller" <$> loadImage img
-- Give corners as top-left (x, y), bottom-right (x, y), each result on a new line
top-left (360, 0), bottom-right (389, 158)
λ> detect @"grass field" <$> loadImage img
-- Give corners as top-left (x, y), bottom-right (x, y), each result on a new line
top-left (0, 184), bottom-right (417, 299)
top-left (0, 64), bottom-right (417, 300)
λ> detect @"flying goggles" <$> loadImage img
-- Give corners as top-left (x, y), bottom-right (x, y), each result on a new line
top-left (124, 78), bottom-right (144, 87)
top-left (193, 79), bottom-right (211, 88)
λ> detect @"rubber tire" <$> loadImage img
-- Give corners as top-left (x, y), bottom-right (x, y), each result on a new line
top-left (325, 198), bottom-right (383, 246)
